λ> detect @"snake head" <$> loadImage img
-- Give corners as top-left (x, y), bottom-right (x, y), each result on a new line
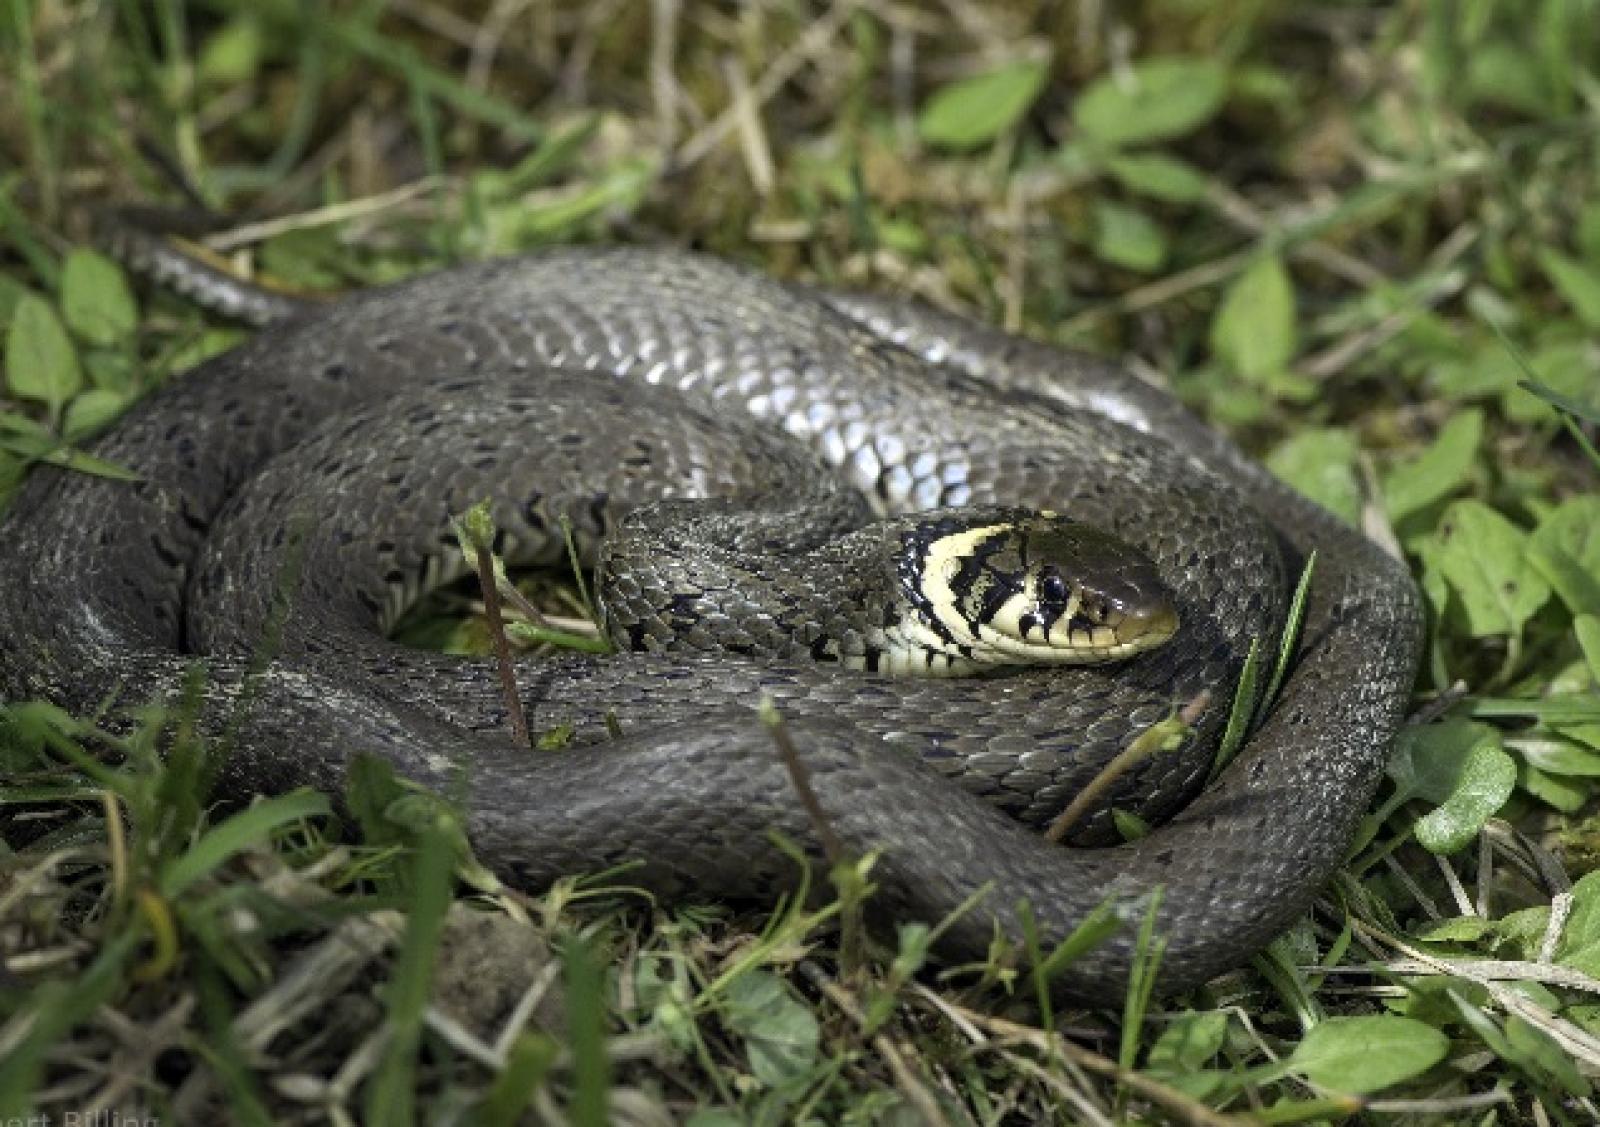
top-left (904, 511), bottom-right (1179, 667)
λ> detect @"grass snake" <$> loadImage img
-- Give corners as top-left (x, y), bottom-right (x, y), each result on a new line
top-left (0, 245), bottom-right (1422, 1001)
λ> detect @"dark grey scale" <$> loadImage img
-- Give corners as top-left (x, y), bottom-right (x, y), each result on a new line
top-left (0, 243), bottom-right (1422, 1002)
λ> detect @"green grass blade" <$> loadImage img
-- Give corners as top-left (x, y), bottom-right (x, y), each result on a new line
top-left (158, 789), bottom-right (331, 897)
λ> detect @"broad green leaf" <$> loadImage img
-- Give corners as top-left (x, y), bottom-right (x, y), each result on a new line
top-left (1515, 369), bottom-right (1600, 425)
top-left (1413, 741), bottom-right (1517, 854)
top-left (1105, 153), bottom-right (1209, 202)
top-left (1515, 732), bottom-right (1600, 776)
top-left (1503, 341), bottom-right (1600, 424)
top-left (1073, 57), bottom-right (1227, 148)
top-left (1382, 409), bottom-right (1482, 523)
top-left (1430, 335), bottom-right (1517, 399)
top-left (1465, 42), bottom-right (1555, 116)
top-left (1090, 200), bottom-right (1167, 272)
top-left (83, 348), bottom-right (135, 393)
top-left (917, 58), bottom-right (1050, 151)
top-left (1538, 249), bottom-right (1600, 329)
top-left (1429, 500), bottom-right (1550, 637)
top-left (1556, 871), bottom-right (1600, 972)
top-left (198, 15), bottom-right (264, 86)
top-left (1578, 615), bottom-right (1600, 683)
top-left (1521, 761), bottom-right (1588, 812)
top-left (1582, 200), bottom-right (1600, 261)
top-left (6, 294), bottom-right (82, 417)
top-left (62, 388), bottom-right (128, 439)
top-left (1287, 1015), bottom-right (1448, 1093)
top-left (1210, 254), bottom-right (1297, 383)
top-left (1266, 428), bottom-right (1361, 524)
top-left (1528, 496), bottom-right (1600, 616)
top-left (0, 274), bottom-right (36, 325)
top-left (722, 971), bottom-right (819, 1088)
top-left (60, 248), bottom-right (137, 347)
top-left (1389, 719), bottom-right (1516, 853)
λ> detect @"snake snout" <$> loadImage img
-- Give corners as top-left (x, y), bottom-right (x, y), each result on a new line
top-left (1013, 520), bottom-right (1179, 661)
top-left (1077, 575), bottom-right (1180, 654)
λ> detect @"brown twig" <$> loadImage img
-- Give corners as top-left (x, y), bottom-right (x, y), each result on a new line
top-left (800, 962), bottom-right (960, 1126)
top-left (922, 994), bottom-right (1261, 1127)
top-left (1046, 692), bottom-right (1210, 843)
top-left (760, 697), bottom-right (846, 867)
top-left (474, 539), bottom-right (531, 749)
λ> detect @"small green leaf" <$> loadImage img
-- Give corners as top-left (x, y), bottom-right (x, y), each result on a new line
top-left (1089, 200), bottom-right (1167, 272)
top-left (1464, 42), bottom-right (1554, 115)
top-left (1146, 1010), bottom-right (1228, 1074)
top-left (918, 58), bottom-right (1051, 151)
top-left (1389, 719), bottom-right (1516, 854)
top-left (1520, 762), bottom-right (1588, 812)
top-left (1105, 153), bottom-right (1209, 202)
top-left (1382, 409), bottom-right (1482, 523)
top-left (60, 248), bottom-right (138, 346)
top-left (1073, 56), bottom-right (1227, 148)
top-left (685, 1114), bottom-right (745, 1127)
top-left (198, 15), bottom-right (264, 86)
top-left (1538, 249), bottom-right (1600, 329)
top-left (1266, 428), bottom-right (1361, 524)
top-left (6, 294), bottom-right (82, 418)
top-left (722, 970), bottom-right (820, 1088)
top-left (1417, 916), bottom-right (1496, 943)
top-left (1210, 254), bottom-right (1297, 383)
top-left (1287, 1015), bottom-right (1449, 1093)
top-left (1528, 497), bottom-right (1600, 616)
top-left (472, 116), bottom-right (601, 201)
top-left (1429, 500), bottom-right (1551, 637)
top-left (1112, 808), bottom-right (1150, 841)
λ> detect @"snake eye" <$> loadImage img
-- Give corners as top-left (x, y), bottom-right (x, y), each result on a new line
top-left (1040, 570), bottom-right (1067, 604)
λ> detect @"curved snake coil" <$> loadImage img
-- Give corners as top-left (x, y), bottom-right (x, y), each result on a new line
top-left (0, 246), bottom-right (1422, 1001)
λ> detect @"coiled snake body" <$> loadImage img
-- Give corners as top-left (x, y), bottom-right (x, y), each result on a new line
top-left (0, 247), bottom-right (1421, 1000)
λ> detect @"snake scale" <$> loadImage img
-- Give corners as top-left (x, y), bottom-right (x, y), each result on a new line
top-left (0, 244), bottom-right (1422, 1001)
